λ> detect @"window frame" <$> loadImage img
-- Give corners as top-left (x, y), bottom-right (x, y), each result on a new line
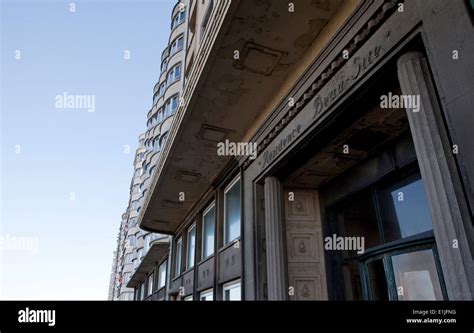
top-left (147, 272), bottom-right (154, 297)
top-left (325, 166), bottom-right (447, 301)
top-left (164, 94), bottom-right (179, 117)
top-left (167, 63), bottom-right (181, 85)
top-left (200, 0), bottom-right (214, 41)
top-left (358, 239), bottom-right (447, 301)
top-left (159, 82), bottom-right (166, 97)
top-left (158, 259), bottom-right (167, 289)
top-left (223, 279), bottom-right (241, 301)
top-left (170, 34), bottom-right (184, 55)
top-left (140, 282), bottom-right (145, 300)
top-left (223, 176), bottom-right (241, 245)
top-left (161, 58), bottom-right (168, 73)
top-left (186, 223), bottom-right (196, 270)
top-left (174, 236), bottom-right (183, 277)
top-left (201, 202), bottom-right (216, 260)
top-left (199, 288), bottom-right (213, 301)
top-left (171, 7), bottom-right (186, 30)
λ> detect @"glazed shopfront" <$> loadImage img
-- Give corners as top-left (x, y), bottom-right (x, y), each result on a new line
top-left (241, 0), bottom-right (474, 301)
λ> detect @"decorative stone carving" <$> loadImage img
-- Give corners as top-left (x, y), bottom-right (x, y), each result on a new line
top-left (298, 240), bottom-right (306, 253)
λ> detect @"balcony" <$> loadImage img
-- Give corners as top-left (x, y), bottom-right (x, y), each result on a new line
top-left (139, 0), bottom-right (346, 234)
top-left (126, 236), bottom-right (170, 289)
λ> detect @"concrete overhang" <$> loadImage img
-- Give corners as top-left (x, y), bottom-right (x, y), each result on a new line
top-left (126, 237), bottom-right (170, 289)
top-left (139, 0), bottom-right (344, 234)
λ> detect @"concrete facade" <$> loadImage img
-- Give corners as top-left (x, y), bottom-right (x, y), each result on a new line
top-left (115, 0), bottom-right (473, 301)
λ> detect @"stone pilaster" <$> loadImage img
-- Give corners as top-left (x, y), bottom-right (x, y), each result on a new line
top-left (397, 51), bottom-right (474, 300)
top-left (264, 176), bottom-right (288, 300)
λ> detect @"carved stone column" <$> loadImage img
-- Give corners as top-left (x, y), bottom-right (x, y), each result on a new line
top-left (397, 51), bottom-right (474, 300)
top-left (264, 176), bottom-right (288, 300)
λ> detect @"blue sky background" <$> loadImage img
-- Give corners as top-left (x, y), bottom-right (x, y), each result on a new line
top-left (1, 0), bottom-right (175, 299)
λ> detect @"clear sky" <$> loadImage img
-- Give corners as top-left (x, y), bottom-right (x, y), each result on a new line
top-left (0, 0), bottom-right (176, 300)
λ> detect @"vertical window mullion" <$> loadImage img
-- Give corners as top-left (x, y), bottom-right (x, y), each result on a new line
top-left (359, 261), bottom-right (370, 301)
top-left (431, 245), bottom-right (448, 300)
top-left (383, 254), bottom-right (398, 301)
top-left (372, 189), bottom-right (385, 244)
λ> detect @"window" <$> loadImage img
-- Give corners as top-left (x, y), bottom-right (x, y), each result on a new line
top-left (134, 168), bottom-right (141, 177)
top-left (200, 0), bottom-right (213, 40)
top-left (164, 95), bottom-right (179, 117)
top-left (128, 235), bottom-right (136, 247)
top-left (171, 8), bottom-right (186, 29)
top-left (328, 170), bottom-right (446, 301)
top-left (224, 177), bottom-right (241, 244)
top-left (187, 224), bottom-right (196, 269)
top-left (140, 282), bottom-right (145, 300)
top-left (202, 203), bottom-right (215, 259)
top-left (133, 258), bottom-right (138, 270)
top-left (223, 280), bottom-right (241, 301)
top-left (129, 217), bottom-right (137, 227)
top-left (167, 63), bottom-right (181, 85)
top-left (161, 58), bottom-right (168, 73)
top-left (157, 108), bottom-right (163, 122)
top-left (147, 273), bottom-right (153, 296)
top-left (170, 35), bottom-right (184, 55)
top-left (171, 95), bottom-right (179, 113)
top-left (468, 0), bottom-right (474, 19)
top-left (159, 82), bottom-right (166, 97)
top-left (175, 237), bottom-right (183, 276)
top-left (144, 234), bottom-right (150, 253)
top-left (378, 176), bottom-right (433, 243)
top-left (200, 288), bottom-right (213, 301)
top-left (391, 249), bottom-right (444, 300)
top-left (153, 137), bottom-right (160, 152)
top-left (164, 99), bottom-right (171, 117)
top-left (158, 260), bottom-right (167, 289)
top-left (132, 184), bottom-right (139, 193)
top-left (160, 133), bottom-right (169, 148)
